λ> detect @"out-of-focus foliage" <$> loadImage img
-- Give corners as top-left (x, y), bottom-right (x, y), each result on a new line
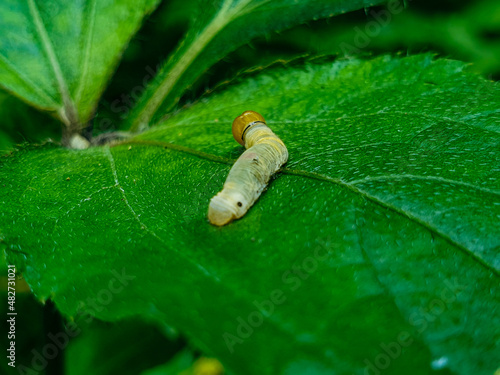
top-left (0, 92), bottom-right (60, 152)
top-left (0, 0), bottom-right (161, 141)
top-left (272, 0), bottom-right (500, 76)
top-left (187, 0), bottom-right (500, 103)
top-left (65, 319), bottom-right (185, 375)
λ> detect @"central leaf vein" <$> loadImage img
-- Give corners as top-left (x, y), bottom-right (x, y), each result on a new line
top-left (27, 0), bottom-right (78, 126)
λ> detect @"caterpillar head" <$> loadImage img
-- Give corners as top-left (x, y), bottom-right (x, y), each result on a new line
top-left (208, 189), bottom-right (247, 226)
top-left (232, 110), bottom-right (266, 146)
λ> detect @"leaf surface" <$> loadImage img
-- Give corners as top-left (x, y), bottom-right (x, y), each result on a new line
top-left (1, 55), bottom-right (499, 375)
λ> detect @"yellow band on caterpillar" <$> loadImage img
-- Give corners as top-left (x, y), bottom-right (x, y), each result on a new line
top-left (208, 111), bottom-right (288, 226)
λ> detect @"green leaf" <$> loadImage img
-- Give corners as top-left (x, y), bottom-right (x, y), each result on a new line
top-left (65, 319), bottom-right (183, 375)
top-left (0, 0), bottom-right (160, 134)
top-left (126, 0), bottom-right (388, 131)
top-left (1, 55), bottom-right (499, 374)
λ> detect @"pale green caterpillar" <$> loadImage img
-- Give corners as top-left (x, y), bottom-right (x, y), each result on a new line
top-left (208, 111), bottom-right (288, 226)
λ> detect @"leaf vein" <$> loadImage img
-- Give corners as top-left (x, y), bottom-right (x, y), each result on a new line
top-left (74, 0), bottom-right (97, 104)
top-left (104, 146), bottom-right (219, 280)
top-left (27, 0), bottom-right (78, 125)
top-left (0, 52), bottom-right (59, 107)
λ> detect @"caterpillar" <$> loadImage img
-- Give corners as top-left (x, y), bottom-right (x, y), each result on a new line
top-left (208, 111), bottom-right (288, 226)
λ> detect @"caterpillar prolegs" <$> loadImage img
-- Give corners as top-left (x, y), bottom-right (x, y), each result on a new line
top-left (208, 111), bottom-right (288, 226)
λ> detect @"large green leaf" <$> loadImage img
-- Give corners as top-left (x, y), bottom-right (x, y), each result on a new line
top-left (1, 55), bottom-right (499, 374)
top-left (0, 0), bottom-right (160, 134)
top-left (126, 0), bottom-right (387, 131)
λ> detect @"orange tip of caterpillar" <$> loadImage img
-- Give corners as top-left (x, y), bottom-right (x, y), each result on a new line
top-left (232, 110), bottom-right (266, 146)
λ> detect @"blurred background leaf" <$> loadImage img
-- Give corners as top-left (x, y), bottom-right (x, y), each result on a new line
top-left (190, 0), bottom-right (500, 103)
top-left (0, 91), bottom-right (60, 153)
top-left (96, 0), bottom-right (500, 133)
top-left (65, 319), bottom-right (185, 375)
top-left (0, 0), bottom-right (161, 142)
top-left (265, 0), bottom-right (500, 76)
